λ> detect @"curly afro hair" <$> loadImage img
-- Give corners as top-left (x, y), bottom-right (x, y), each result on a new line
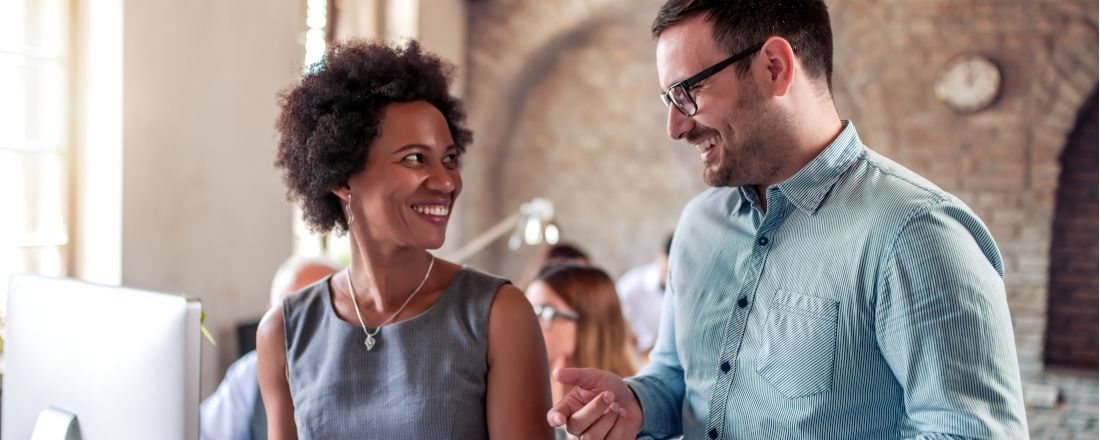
top-left (274, 39), bottom-right (472, 234)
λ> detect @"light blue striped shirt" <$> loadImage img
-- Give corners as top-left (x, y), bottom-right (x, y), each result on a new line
top-left (625, 122), bottom-right (1028, 439)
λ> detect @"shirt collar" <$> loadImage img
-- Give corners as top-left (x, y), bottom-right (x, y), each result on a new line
top-left (738, 121), bottom-right (864, 215)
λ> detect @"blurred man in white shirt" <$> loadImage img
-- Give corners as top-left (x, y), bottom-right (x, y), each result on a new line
top-left (616, 234), bottom-right (672, 357)
top-left (200, 256), bottom-right (341, 440)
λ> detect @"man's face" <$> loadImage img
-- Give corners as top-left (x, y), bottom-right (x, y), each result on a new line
top-left (655, 16), bottom-right (786, 187)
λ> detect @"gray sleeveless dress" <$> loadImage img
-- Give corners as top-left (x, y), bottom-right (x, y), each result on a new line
top-left (282, 267), bottom-right (508, 439)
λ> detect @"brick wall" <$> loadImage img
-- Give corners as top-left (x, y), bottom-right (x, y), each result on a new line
top-left (464, 0), bottom-right (695, 280)
top-left (461, 0), bottom-right (685, 278)
top-left (462, 1), bottom-right (1099, 437)
top-left (1045, 90), bottom-right (1098, 368)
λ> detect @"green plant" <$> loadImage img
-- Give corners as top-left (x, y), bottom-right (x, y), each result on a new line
top-left (0, 310), bottom-right (6, 356)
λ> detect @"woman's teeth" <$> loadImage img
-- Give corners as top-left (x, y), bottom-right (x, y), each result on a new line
top-left (413, 205), bottom-right (449, 216)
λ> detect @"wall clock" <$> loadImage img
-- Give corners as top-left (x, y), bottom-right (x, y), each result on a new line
top-left (933, 54), bottom-right (1002, 113)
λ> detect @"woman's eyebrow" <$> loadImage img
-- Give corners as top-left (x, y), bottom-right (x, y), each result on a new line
top-left (392, 144), bottom-right (430, 155)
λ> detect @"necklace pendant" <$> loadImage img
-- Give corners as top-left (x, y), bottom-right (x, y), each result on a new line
top-left (364, 334), bottom-right (376, 351)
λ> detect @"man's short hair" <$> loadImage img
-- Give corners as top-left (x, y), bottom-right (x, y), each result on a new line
top-left (651, 0), bottom-right (834, 92)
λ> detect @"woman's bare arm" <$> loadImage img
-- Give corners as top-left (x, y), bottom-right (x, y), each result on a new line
top-left (256, 304), bottom-right (299, 440)
top-left (486, 284), bottom-right (554, 439)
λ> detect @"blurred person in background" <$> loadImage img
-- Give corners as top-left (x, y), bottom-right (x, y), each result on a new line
top-left (519, 242), bottom-right (592, 287)
top-left (542, 243), bottom-right (592, 267)
top-left (616, 233), bottom-right (673, 359)
top-left (201, 256), bottom-right (342, 440)
top-left (526, 265), bottom-right (637, 418)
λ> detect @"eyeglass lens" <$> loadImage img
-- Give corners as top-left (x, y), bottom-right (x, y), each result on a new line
top-left (669, 85), bottom-right (696, 115)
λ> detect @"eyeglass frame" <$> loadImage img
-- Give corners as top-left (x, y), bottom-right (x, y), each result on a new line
top-left (532, 303), bottom-right (580, 325)
top-left (659, 42), bottom-right (765, 117)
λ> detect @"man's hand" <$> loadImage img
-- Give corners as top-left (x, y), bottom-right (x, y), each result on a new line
top-left (547, 368), bottom-right (643, 439)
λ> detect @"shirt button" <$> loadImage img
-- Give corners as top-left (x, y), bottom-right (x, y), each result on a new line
top-left (757, 236), bottom-right (769, 246)
top-left (737, 296), bottom-right (749, 308)
top-left (709, 428), bottom-right (719, 439)
top-left (720, 361), bottom-right (731, 373)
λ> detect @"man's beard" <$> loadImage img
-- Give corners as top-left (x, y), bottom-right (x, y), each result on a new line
top-left (704, 84), bottom-right (787, 188)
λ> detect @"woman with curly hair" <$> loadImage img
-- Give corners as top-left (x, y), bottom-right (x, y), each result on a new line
top-left (256, 40), bottom-right (553, 439)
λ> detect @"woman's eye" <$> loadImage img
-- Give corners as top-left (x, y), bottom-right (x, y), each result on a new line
top-left (403, 153), bottom-right (424, 164)
top-left (443, 153), bottom-right (462, 167)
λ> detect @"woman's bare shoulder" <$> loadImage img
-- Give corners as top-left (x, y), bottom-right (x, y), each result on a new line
top-left (257, 302), bottom-right (286, 355)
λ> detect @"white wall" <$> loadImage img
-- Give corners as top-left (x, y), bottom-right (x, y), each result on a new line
top-left (72, 0), bottom-right (122, 287)
top-left (416, 0), bottom-right (467, 98)
top-left (122, 0), bottom-right (304, 397)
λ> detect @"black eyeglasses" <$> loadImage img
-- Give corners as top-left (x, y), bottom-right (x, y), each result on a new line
top-left (532, 304), bottom-right (580, 324)
top-left (659, 42), bottom-right (764, 116)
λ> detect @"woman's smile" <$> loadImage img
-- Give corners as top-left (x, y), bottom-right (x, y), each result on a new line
top-left (411, 199), bottom-right (452, 226)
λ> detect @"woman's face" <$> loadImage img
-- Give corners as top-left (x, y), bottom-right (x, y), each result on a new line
top-left (342, 101), bottom-right (463, 250)
top-left (526, 281), bottom-right (578, 368)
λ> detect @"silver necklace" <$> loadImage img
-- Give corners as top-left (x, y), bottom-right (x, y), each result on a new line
top-left (346, 255), bottom-right (435, 351)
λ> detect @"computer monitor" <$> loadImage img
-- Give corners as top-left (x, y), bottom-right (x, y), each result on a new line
top-left (3, 274), bottom-right (202, 440)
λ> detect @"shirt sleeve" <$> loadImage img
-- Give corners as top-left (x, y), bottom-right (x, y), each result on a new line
top-left (624, 267), bottom-right (686, 439)
top-left (200, 351), bottom-right (260, 440)
top-left (876, 199), bottom-right (1028, 439)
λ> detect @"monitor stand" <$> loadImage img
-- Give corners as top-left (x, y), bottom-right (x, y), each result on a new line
top-left (31, 407), bottom-right (81, 440)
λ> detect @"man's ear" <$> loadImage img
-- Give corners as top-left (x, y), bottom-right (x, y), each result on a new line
top-left (758, 36), bottom-right (797, 97)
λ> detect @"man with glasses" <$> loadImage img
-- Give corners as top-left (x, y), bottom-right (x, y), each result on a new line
top-left (547, 1), bottom-right (1028, 439)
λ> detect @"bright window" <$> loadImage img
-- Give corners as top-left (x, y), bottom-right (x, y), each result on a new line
top-left (293, 0), bottom-right (351, 264)
top-left (0, 0), bottom-right (72, 304)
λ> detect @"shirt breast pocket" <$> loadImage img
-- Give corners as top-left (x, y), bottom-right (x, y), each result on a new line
top-left (755, 289), bottom-right (839, 399)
